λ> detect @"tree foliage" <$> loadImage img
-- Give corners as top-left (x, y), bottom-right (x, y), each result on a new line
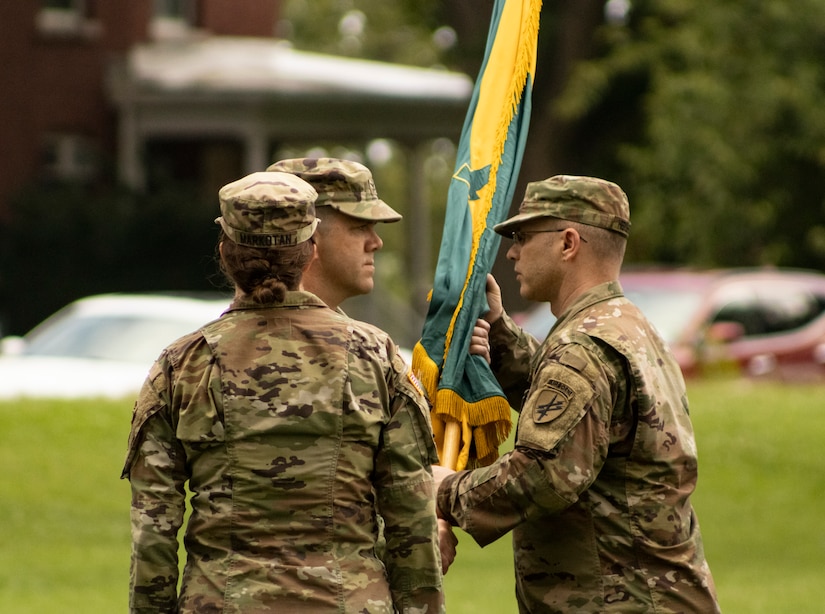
top-left (554, 0), bottom-right (825, 268)
top-left (279, 0), bottom-right (449, 67)
top-left (284, 0), bottom-right (825, 270)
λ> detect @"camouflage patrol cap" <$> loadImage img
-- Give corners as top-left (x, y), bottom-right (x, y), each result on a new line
top-left (215, 171), bottom-right (319, 247)
top-left (494, 174), bottom-right (631, 237)
top-left (266, 157), bottom-right (402, 223)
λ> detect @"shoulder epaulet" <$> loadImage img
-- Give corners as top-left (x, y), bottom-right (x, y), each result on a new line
top-left (558, 347), bottom-right (589, 373)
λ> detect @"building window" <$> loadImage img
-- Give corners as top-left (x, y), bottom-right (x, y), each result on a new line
top-left (36, 0), bottom-right (99, 38)
top-left (150, 0), bottom-right (199, 40)
top-left (40, 133), bottom-right (99, 183)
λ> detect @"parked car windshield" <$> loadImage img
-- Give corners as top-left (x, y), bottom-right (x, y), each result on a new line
top-left (519, 284), bottom-right (705, 345)
top-left (623, 286), bottom-right (705, 344)
top-left (23, 312), bottom-right (201, 363)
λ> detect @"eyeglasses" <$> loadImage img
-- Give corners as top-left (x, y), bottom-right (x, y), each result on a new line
top-left (510, 228), bottom-right (588, 246)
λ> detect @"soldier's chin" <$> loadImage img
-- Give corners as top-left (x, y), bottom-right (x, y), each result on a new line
top-left (358, 279), bottom-right (374, 295)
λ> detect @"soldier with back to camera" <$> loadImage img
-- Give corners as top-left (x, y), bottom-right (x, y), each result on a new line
top-left (124, 170), bottom-right (448, 613)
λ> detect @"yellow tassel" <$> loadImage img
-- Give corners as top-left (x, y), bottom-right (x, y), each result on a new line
top-left (412, 341), bottom-right (440, 400)
top-left (431, 388), bottom-right (513, 469)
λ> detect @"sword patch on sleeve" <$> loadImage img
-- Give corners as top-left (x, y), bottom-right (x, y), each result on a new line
top-left (532, 379), bottom-right (575, 424)
top-left (516, 360), bottom-right (596, 452)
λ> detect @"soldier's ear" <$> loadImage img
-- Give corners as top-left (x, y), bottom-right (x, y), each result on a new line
top-left (306, 241), bottom-right (319, 269)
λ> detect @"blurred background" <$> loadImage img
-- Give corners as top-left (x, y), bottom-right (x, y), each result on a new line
top-left (2, 0), bottom-right (825, 350)
top-left (2, 4), bottom-right (825, 612)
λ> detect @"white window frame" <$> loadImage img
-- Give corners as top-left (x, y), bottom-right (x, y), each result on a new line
top-left (36, 0), bottom-right (99, 38)
top-left (41, 133), bottom-right (98, 182)
top-left (150, 0), bottom-right (198, 41)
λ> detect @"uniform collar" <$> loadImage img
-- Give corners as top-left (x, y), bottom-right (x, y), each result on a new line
top-left (228, 289), bottom-right (328, 312)
top-left (552, 280), bottom-right (624, 329)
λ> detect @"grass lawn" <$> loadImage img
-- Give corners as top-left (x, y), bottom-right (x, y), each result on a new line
top-left (1, 378), bottom-right (823, 612)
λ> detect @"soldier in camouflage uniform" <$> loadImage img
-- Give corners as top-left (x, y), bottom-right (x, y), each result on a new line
top-left (268, 157), bottom-right (459, 569)
top-left (123, 171), bottom-right (446, 613)
top-left (266, 157), bottom-right (401, 310)
top-left (435, 175), bottom-right (721, 613)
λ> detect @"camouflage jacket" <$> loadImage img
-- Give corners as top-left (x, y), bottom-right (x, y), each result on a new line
top-left (437, 281), bottom-right (720, 613)
top-left (123, 291), bottom-right (444, 613)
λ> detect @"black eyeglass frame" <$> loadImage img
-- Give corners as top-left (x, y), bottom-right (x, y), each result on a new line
top-left (510, 228), bottom-right (588, 246)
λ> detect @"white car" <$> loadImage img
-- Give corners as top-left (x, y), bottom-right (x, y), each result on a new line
top-left (0, 293), bottom-right (231, 399)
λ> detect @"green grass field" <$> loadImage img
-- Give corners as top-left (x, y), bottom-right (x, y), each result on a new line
top-left (1, 378), bottom-right (823, 613)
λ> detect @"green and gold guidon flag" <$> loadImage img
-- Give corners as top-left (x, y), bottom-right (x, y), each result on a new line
top-left (412, 0), bottom-right (542, 470)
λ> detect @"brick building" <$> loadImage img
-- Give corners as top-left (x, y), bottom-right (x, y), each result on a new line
top-left (0, 1), bottom-right (472, 330)
top-left (0, 1), bottom-right (291, 211)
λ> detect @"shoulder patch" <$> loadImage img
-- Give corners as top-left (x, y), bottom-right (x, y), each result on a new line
top-left (532, 379), bottom-right (576, 424)
top-left (558, 348), bottom-right (589, 373)
top-left (517, 361), bottom-right (596, 452)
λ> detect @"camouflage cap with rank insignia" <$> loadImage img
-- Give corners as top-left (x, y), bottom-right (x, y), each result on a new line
top-left (494, 174), bottom-right (631, 238)
top-left (266, 157), bottom-right (402, 223)
top-left (215, 171), bottom-right (319, 247)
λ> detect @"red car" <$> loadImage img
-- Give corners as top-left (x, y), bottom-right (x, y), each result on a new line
top-left (515, 267), bottom-right (825, 381)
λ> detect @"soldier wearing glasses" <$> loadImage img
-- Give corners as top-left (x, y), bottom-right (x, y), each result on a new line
top-left (434, 175), bottom-right (720, 613)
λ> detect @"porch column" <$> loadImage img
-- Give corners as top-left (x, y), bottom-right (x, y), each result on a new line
top-left (405, 141), bottom-right (432, 318)
top-left (243, 127), bottom-right (269, 174)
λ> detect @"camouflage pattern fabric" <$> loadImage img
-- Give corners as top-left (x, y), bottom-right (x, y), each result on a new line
top-left (267, 157), bottom-right (402, 223)
top-left (215, 171), bottom-right (319, 247)
top-left (494, 174), bottom-right (631, 237)
top-left (437, 281), bottom-right (720, 613)
top-left (123, 291), bottom-right (444, 613)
